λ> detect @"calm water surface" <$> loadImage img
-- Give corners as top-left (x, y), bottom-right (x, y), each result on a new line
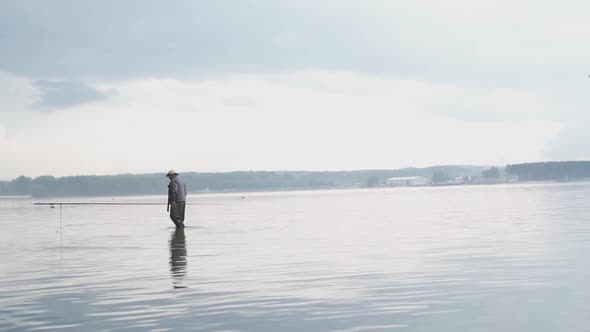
top-left (2, 183), bottom-right (590, 331)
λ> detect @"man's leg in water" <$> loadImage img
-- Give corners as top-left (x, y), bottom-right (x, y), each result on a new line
top-left (179, 202), bottom-right (186, 223)
top-left (170, 203), bottom-right (182, 228)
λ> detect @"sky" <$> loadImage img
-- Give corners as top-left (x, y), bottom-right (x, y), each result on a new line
top-left (1, 0), bottom-right (589, 179)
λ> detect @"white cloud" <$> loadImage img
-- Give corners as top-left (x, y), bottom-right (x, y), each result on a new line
top-left (0, 71), bottom-right (562, 179)
top-left (0, 72), bottom-right (39, 113)
top-left (1, 1), bottom-right (588, 180)
top-left (545, 124), bottom-right (590, 161)
top-left (387, 0), bottom-right (590, 64)
top-left (2, 0), bottom-right (589, 85)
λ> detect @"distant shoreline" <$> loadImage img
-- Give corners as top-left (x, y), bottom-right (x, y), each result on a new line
top-left (3, 162), bottom-right (590, 198)
top-left (4, 179), bottom-right (590, 200)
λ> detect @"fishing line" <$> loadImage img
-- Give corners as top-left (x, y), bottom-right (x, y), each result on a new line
top-left (33, 202), bottom-right (233, 206)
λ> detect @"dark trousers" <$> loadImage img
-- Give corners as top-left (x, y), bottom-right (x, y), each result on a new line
top-left (170, 201), bottom-right (186, 227)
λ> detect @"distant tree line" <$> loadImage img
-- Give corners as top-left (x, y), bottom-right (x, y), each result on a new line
top-left (0, 166), bottom-right (487, 198)
top-left (506, 161), bottom-right (590, 181)
top-left (482, 167), bottom-right (500, 178)
top-left (432, 171), bottom-right (451, 183)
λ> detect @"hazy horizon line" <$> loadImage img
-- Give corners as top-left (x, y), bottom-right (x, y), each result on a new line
top-left (0, 163), bottom-right (533, 182)
top-left (5, 160), bottom-right (589, 181)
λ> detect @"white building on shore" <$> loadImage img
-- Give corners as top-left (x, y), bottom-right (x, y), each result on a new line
top-left (385, 176), bottom-right (429, 187)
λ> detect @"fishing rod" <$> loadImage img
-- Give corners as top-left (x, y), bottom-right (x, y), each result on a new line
top-left (33, 202), bottom-right (230, 206)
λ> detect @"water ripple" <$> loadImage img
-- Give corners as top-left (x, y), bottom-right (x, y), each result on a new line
top-left (3, 185), bottom-right (590, 330)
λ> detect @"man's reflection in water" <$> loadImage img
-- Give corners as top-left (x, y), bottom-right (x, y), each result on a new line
top-left (169, 228), bottom-right (187, 289)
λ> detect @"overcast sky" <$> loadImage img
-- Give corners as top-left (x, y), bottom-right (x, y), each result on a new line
top-left (1, 0), bottom-right (589, 179)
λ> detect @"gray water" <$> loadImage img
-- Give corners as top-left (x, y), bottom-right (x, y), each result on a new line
top-left (1, 183), bottom-right (590, 331)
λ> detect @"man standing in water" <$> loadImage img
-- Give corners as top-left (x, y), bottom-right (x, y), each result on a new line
top-left (166, 170), bottom-right (187, 228)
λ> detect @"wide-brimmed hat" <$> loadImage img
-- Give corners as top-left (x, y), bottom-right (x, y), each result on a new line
top-left (165, 169), bottom-right (179, 177)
